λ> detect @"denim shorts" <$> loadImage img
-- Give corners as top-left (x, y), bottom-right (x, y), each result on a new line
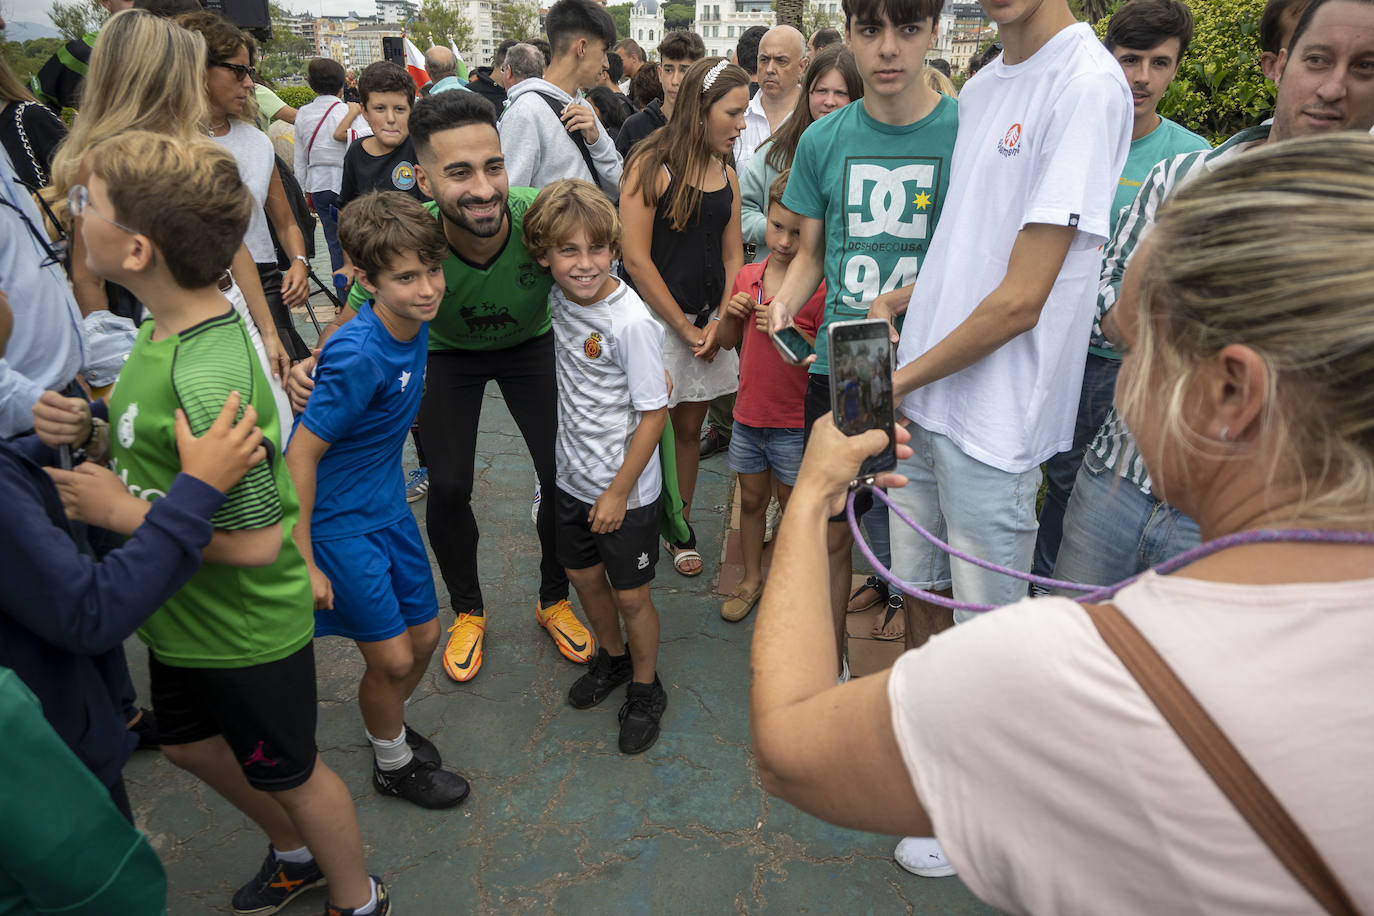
top-left (728, 421), bottom-right (805, 486)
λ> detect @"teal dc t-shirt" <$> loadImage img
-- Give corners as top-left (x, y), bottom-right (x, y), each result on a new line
top-left (783, 94), bottom-right (958, 376)
top-left (1089, 116), bottom-right (1210, 357)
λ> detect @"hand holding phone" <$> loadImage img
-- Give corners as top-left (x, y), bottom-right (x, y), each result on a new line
top-left (770, 326), bottom-right (813, 366)
top-left (827, 318), bottom-right (897, 482)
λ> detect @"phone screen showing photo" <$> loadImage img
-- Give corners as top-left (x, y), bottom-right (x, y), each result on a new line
top-left (827, 319), bottom-right (896, 479)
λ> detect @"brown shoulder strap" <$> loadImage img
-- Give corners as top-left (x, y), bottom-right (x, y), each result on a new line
top-left (1082, 602), bottom-right (1361, 916)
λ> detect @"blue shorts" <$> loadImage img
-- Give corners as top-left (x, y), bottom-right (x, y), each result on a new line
top-left (312, 515), bottom-right (439, 642)
top-left (727, 421), bottom-right (804, 486)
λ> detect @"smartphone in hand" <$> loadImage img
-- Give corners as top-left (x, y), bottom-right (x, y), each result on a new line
top-left (770, 326), bottom-right (813, 365)
top-left (827, 318), bottom-right (897, 483)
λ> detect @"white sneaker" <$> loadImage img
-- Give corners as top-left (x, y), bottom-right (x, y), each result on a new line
top-left (894, 836), bottom-right (956, 878)
top-left (531, 483), bottom-right (541, 525)
top-left (837, 656), bottom-right (850, 685)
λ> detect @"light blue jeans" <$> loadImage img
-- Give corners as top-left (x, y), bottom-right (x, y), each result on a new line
top-left (888, 425), bottom-right (1041, 624)
top-left (1051, 447), bottom-right (1201, 594)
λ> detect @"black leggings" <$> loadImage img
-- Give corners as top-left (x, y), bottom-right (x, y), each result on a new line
top-left (417, 333), bottom-right (566, 612)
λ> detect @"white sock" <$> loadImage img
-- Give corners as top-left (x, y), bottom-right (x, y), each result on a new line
top-left (273, 844), bottom-right (312, 864)
top-left (366, 728), bottom-right (413, 771)
top-left (352, 877), bottom-right (380, 915)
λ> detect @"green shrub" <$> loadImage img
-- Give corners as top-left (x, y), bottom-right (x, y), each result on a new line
top-left (276, 85), bottom-right (317, 108)
top-left (1096, 0), bottom-right (1273, 144)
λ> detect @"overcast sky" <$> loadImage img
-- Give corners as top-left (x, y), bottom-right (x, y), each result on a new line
top-left (4, 0), bottom-right (379, 30)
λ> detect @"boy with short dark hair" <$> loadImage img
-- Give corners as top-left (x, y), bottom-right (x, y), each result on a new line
top-left (62, 130), bottom-right (387, 915)
top-left (523, 178), bottom-right (670, 754)
top-left (616, 30), bottom-right (706, 156)
top-left (337, 60), bottom-right (428, 212)
top-left (499, 0), bottom-right (623, 195)
top-left (285, 191), bottom-right (471, 811)
top-left (715, 171), bottom-right (824, 623)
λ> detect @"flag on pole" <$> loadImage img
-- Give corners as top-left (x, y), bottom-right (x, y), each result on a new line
top-left (403, 36), bottom-right (427, 92)
top-left (449, 38), bottom-right (468, 80)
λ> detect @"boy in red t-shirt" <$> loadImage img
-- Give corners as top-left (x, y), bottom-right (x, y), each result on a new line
top-left (716, 171), bottom-right (825, 622)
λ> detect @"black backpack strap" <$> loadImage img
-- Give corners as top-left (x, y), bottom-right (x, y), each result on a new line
top-left (534, 92), bottom-right (602, 189)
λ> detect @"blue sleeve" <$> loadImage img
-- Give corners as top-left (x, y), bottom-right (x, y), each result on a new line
top-left (298, 336), bottom-right (383, 445)
top-left (0, 459), bottom-right (224, 656)
top-left (782, 126), bottom-right (826, 221)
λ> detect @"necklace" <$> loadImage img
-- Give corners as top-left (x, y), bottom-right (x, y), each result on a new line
top-left (208, 120), bottom-right (229, 137)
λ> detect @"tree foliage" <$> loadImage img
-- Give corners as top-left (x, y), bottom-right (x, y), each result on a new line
top-left (257, 4), bottom-right (312, 83)
top-left (2, 36), bottom-right (64, 83)
top-left (47, 0), bottom-right (104, 42)
top-left (494, 0), bottom-right (539, 41)
top-left (1094, 0), bottom-right (1272, 144)
top-left (800, 3), bottom-right (839, 35)
top-left (410, 0), bottom-right (474, 56)
top-left (607, 3), bottom-right (632, 40)
top-left (663, 3), bottom-right (694, 30)
top-left (276, 85), bottom-right (316, 107)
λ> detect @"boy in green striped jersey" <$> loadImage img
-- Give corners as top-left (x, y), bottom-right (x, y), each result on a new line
top-left (58, 131), bottom-right (389, 915)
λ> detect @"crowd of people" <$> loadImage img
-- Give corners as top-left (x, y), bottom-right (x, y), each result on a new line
top-left (1, 0), bottom-right (1371, 911)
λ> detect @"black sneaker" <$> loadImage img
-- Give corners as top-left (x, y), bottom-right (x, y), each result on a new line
top-left (372, 757), bottom-right (470, 809)
top-left (568, 647), bottom-right (633, 709)
top-left (231, 845), bottom-right (326, 915)
top-left (618, 675), bottom-right (667, 754)
top-left (404, 723), bottom-right (441, 769)
top-left (324, 876), bottom-right (389, 915)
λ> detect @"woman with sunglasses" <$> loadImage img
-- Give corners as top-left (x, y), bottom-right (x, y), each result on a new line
top-left (178, 10), bottom-right (312, 364)
top-left (48, 9), bottom-right (292, 397)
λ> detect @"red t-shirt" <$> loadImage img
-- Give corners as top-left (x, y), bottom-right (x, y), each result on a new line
top-left (731, 259), bottom-right (826, 429)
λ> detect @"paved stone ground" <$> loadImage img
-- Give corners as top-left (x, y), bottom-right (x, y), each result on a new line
top-left (118, 251), bottom-right (998, 915)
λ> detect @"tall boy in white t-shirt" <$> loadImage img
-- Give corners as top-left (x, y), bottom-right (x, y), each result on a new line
top-left (869, 0), bottom-right (1131, 878)
top-left (523, 179), bottom-right (672, 755)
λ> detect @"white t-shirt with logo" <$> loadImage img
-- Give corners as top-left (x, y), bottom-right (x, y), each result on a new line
top-left (551, 279), bottom-right (668, 509)
top-left (895, 23), bottom-right (1132, 474)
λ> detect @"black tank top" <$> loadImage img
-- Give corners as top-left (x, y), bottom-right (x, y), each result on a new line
top-left (648, 165), bottom-right (732, 328)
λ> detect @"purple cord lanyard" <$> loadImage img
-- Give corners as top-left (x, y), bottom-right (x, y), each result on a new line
top-left (846, 485), bottom-right (1374, 614)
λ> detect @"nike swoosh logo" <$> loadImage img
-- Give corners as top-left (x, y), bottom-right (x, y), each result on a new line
top-left (456, 641), bottom-right (477, 669)
top-left (553, 627), bottom-right (586, 652)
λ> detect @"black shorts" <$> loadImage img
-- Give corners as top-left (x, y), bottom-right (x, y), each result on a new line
top-left (803, 373), bottom-right (874, 522)
top-left (554, 486), bottom-right (660, 590)
top-left (149, 642), bottom-right (319, 791)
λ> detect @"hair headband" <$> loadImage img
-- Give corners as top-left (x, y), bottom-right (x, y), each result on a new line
top-left (701, 58), bottom-right (730, 94)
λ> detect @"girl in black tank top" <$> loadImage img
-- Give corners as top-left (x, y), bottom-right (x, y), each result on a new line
top-left (620, 57), bottom-right (751, 577)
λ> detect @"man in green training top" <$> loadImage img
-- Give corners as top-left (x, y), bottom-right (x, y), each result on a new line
top-left (288, 89), bottom-right (597, 687)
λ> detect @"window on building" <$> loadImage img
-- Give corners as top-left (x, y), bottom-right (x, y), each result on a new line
top-left (728, 25), bottom-right (734, 37)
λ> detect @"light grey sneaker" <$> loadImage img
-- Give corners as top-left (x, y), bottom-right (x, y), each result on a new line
top-left (894, 837), bottom-right (957, 878)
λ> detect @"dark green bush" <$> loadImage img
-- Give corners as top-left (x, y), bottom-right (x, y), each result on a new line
top-left (276, 85), bottom-right (318, 108)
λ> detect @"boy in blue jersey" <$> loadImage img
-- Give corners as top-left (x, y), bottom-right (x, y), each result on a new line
top-left (285, 192), bottom-right (470, 810)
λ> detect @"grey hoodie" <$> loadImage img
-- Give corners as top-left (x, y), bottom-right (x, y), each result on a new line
top-left (499, 78), bottom-right (623, 199)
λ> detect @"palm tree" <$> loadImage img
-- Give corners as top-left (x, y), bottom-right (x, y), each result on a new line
top-left (776, 0), bottom-right (803, 29)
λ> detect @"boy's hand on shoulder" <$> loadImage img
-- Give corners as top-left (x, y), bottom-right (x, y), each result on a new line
top-left (45, 462), bottom-right (141, 531)
top-left (286, 352), bottom-right (318, 414)
top-left (174, 391), bottom-right (267, 494)
top-left (725, 291), bottom-right (753, 321)
top-left (32, 391), bottom-right (92, 448)
top-left (589, 488), bottom-right (628, 534)
top-left (305, 561), bottom-right (334, 610)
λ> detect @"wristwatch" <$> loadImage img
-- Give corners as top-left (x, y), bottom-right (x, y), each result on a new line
top-left (294, 255), bottom-right (309, 266)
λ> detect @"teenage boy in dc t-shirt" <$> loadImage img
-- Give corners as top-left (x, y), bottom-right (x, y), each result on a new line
top-left (871, 0), bottom-right (1131, 878)
top-left (767, 0), bottom-right (957, 686)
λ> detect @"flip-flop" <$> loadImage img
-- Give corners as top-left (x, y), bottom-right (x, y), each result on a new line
top-left (666, 540), bottom-right (703, 577)
top-left (847, 575), bottom-right (888, 613)
top-left (871, 594), bottom-right (905, 641)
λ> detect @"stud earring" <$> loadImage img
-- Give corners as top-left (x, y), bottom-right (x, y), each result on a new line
top-left (1219, 426), bottom-right (1230, 442)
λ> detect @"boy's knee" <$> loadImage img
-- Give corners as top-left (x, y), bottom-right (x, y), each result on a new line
top-left (412, 620), bottom-right (441, 657)
top-left (365, 645), bottom-right (416, 682)
top-left (159, 741), bottom-right (200, 772)
top-left (615, 587), bottom-right (654, 617)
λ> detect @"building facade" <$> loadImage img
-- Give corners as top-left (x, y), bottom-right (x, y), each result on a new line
top-left (693, 0), bottom-right (774, 59)
top-left (629, 0), bottom-right (664, 47)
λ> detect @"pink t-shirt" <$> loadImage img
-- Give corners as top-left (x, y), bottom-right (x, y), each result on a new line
top-left (731, 259), bottom-right (825, 429)
top-left (887, 571), bottom-right (1374, 914)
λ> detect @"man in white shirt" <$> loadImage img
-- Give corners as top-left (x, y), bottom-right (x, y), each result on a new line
top-left (871, 0), bottom-right (1131, 874)
top-left (293, 58), bottom-right (352, 273)
top-left (733, 25), bottom-right (808, 176)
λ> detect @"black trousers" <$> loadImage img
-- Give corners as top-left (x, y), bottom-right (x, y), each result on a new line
top-left (255, 262), bottom-right (310, 361)
top-left (417, 333), bottom-right (567, 612)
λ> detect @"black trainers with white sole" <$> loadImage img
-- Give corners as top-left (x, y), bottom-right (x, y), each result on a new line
top-left (231, 845), bottom-right (326, 915)
top-left (568, 647), bottom-right (633, 709)
top-left (372, 757), bottom-right (470, 809)
top-left (404, 723), bottom-right (441, 768)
